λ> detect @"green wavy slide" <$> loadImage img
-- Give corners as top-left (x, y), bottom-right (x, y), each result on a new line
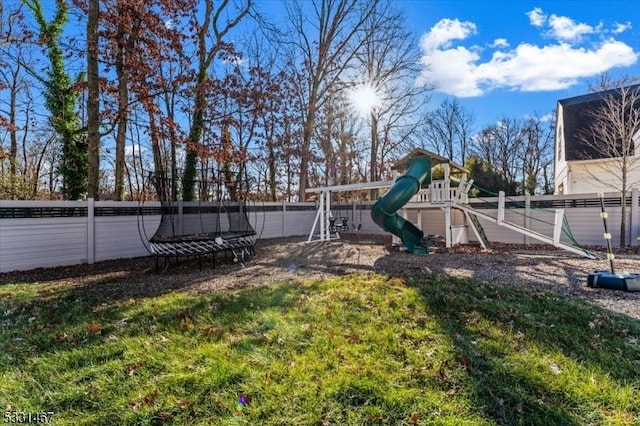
top-left (371, 156), bottom-right (431, 254)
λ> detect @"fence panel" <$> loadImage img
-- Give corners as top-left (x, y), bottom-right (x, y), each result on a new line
top-left (95, 216), bottom-right (161, 262)
top-left (0, 217), bottom-right (88, 271)
top-left (0, 191), bottom-right (638, 273)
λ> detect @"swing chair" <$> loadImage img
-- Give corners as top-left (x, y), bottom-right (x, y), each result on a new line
top-left (335, 197), bottom-right (350, 232)
top-left (351, 198), bottom-right (363, 231)
top-left (147, 169), bottom-right (256, 271)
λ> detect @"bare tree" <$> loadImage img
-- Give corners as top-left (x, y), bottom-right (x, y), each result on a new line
top-left (182, 0), bottom-right (251, 201)
top-left (313, 92), bottom-right (348, 186)
top-left (423, 98), bottom-right (458, 160)
top-left (455, 102), bottom-right (474, 165)
top-left (112, 0), bottom-right (143, 200)
top-left (421, 98), bottom-right (473, 165)
top-left (0, 47), bottom-right (23, 198)
top-left (579, 80), bottom-right (640, 246)
top-left (352, 1), bottom-right (431, 186)
top-left (284, 0), bottom-right (379, 200)
top-left (471, 117), bottom-right (524, 195)
top-left (0, 1), bottom-right (48, 199)
top-left (520, 114), bottom-right (554, 195)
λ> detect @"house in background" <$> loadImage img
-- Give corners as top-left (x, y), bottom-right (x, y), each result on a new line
top-left (554, 84), bottom-right (640, 195)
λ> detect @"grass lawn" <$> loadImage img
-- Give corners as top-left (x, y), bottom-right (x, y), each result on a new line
top-left (1, 271), bottom-right (639, 425)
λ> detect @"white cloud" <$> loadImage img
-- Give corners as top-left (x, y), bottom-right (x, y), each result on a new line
top-left (420, 18), bottom-right (476, 51)
top-left (418, 16), bottom-right (639, 97)
top-left (547, 14), bottom-right (594, 41)
top-left (482, 41), bottom-right (637, 91)
top-left (539, 113), bottom-right (554, 122)
top-left (419, 46), bottom-right (483, 96)
top-left (490, 38), bottom-right (510, 48)
top-left (527, 7), bottom-right (546, 27)
top-left (612, 21), bottom-right (632, 34)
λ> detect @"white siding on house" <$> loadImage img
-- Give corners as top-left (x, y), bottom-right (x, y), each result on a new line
top-left (555, 102), bottom-right (640, 195)
top-left (554, 104), bottom-right (568, 194)
top-left (554, 163), bottom-right (569, 194)
top-left (567, 161), bottom-right (640, 195)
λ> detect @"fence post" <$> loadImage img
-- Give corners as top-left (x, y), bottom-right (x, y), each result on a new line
top-left (524, 193), bottom-right (531, 245)
top-left (497, 192), bottom-right (505, 223)
top-left (553, 208), bottom-right (564, 246)
top-left (632, 188), bottom-right (639, 246)
top-left (282, 201), bottom-right (287, 238)
top-left (87, 198), bottom-right (95, 264)
top-left (445, 202), bottom-right (451, 247)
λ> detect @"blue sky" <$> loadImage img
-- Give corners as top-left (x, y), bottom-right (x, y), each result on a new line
top-left (399, 0), bottom-right (640, 127)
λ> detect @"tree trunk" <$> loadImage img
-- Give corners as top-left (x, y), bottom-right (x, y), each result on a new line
top-left (114, 69), bottom-right (128, 200)
top-left (86, 0), bottom-right (100, 199)
top-left (113, 4), bottom-right (143, 200)
top-left (620, 165), bottom-right (627, 246)
top-left (369, 112), bottom-right (379, 199)
top-left (182, 84), bottom-right (206, 201)
top-left (298, 109), bottom-right (315, 201)
top-left (268, 144), bottom-right (277, 201)
top-left (9, 68), bottom-right (18, 199)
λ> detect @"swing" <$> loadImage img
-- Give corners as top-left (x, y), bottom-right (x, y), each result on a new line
top-left (328, 216), bottom-right (337, 233)
top-left (339, 215), bottom-right (349, 231)
top-left (335, 197), bottom-right (349, 232)
top-left (352, 198), bottom-right (363, 231)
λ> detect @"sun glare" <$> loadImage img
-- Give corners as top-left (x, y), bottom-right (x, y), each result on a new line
top-left (347, 83), bottom-right (382, 117)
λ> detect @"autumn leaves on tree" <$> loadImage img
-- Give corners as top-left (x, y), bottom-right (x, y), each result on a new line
top-left (1, 0), bottom-right (444, 202)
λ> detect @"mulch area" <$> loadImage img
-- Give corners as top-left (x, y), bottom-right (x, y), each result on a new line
top-left (2, 234), bottom-right (639, 318)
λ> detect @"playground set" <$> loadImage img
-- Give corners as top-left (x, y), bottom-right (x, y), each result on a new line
top-left (307, 149), bottom-right (639, 292)
top-left (308, 149), bottom-right (596, 257)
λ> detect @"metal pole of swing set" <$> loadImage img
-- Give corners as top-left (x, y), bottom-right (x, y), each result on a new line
top-left (598, 192), bottom-right (615, 274)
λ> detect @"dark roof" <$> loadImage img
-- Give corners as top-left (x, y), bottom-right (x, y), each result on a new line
top-left (558, 84), bottom-right (640, 161)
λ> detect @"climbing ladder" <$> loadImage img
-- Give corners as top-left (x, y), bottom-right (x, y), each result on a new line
top-left (453, 177), bottom-right (598, 259)
top-left (464, 211), bottom-right (490, 249)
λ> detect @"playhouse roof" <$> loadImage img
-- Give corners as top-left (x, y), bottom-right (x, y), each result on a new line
top-left (392, 148), bottom-right (468, 174)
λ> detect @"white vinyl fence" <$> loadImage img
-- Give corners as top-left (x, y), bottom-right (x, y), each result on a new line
top-left (0, 191), bottom-right (638, 273)
top-left (0, 200), bottom-right (317, 272)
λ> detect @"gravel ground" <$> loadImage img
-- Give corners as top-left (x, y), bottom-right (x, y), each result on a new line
top-left (2, 234), bottom-right (639, 319)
